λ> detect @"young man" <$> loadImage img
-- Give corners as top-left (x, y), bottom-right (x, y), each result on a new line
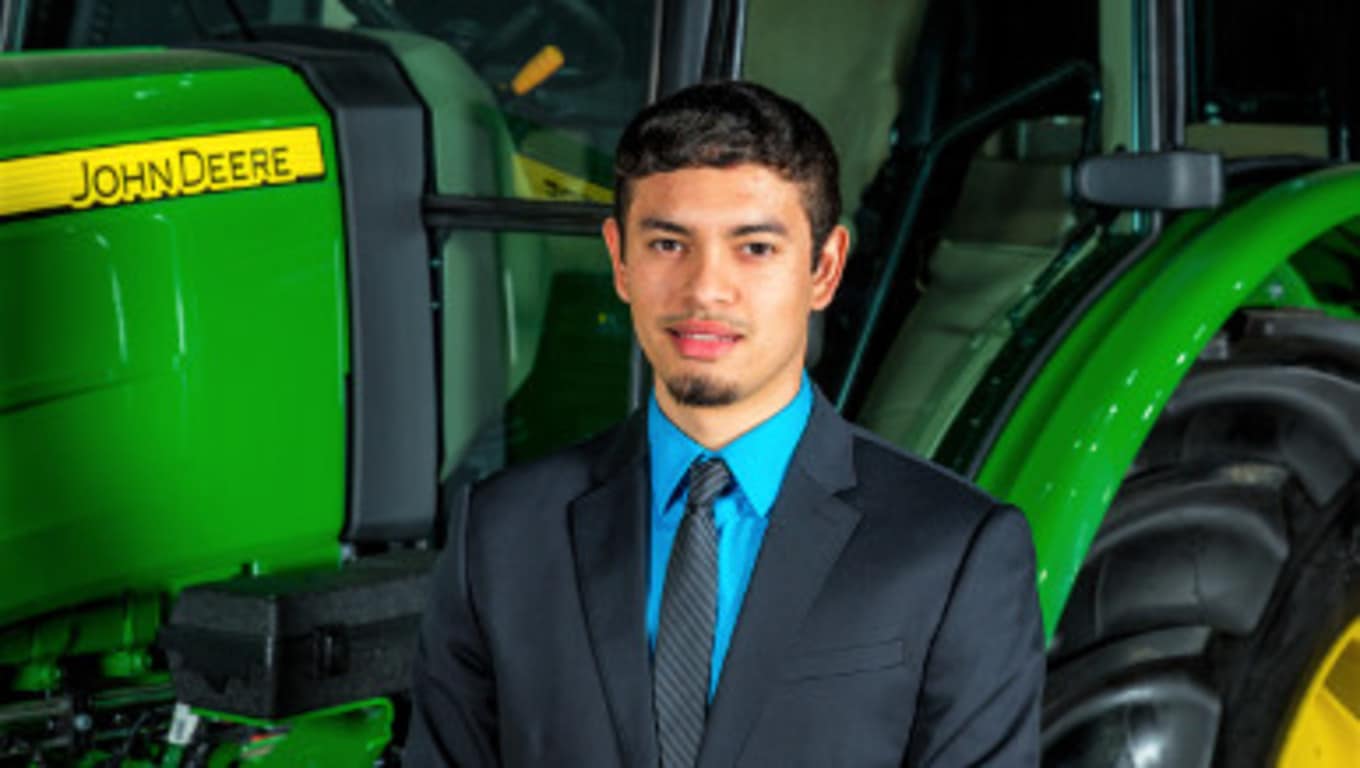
top-left (406, 81), bottom-right (1044, 767)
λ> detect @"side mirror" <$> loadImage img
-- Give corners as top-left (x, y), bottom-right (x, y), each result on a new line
top-left (1072, 150), bottom-right (1225, 210)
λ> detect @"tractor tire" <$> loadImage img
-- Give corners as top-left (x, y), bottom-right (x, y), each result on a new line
top-left (1041, 308), bottom-right (1360, 767)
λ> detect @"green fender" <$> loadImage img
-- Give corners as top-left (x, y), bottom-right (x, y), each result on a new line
top-left (976, 166), bottom-right (1360, 638)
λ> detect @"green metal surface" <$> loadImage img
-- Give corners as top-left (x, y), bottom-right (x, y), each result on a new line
top-left (192, 698), bottom-right (393, 767)
top-left (0, 48), bottom-right (262, 91)
top-left (0, 593), bottom-right (161, 690)
top-left (976, 167), bottom-right (1360, 637)
top-left (1243, 263), bottom-right (1327, 313)
top-left (0, 50), bottom-right (347, 632)
top-left (1282, 221), bottom-right (1360, 319)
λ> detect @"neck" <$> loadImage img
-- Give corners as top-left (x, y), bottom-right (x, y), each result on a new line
top-left (654, 372), bottom-right (803, 450)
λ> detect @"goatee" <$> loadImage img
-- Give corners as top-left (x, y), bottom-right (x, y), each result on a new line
top-left (665, 375), bottom-right (738, 407)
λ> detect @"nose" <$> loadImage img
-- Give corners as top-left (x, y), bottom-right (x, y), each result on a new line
top-left (684, 245), bottom-right (737, 308)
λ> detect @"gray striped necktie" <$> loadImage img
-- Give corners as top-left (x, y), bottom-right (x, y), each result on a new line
top-left (654, 457), bottom-right (731, 768)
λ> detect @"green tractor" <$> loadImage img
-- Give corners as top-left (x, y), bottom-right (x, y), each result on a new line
top-left (1, 0), bottom-right (1357, 765)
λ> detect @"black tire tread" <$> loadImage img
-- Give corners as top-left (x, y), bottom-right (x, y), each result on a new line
top-left (1043, 308), bottom-right (1360, 768)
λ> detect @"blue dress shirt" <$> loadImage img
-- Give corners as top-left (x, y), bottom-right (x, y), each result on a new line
top-left (646, 374), bottom-right (814, 698)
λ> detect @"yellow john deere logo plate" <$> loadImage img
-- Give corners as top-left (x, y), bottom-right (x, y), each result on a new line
top-left (0, 126), bottom-right (326, 221)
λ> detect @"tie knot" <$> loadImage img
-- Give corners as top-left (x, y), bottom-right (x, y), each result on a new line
top-left (687, 457), bottom-right (732, 510)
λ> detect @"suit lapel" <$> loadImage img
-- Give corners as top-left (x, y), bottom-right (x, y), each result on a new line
top-left (698, 393), bottom-right (862, 766)
top-left (569, 414), bottom-right (658, 768)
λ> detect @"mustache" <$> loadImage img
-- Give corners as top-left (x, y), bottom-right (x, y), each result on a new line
top-left (658, 312), bottom-right (750, 332)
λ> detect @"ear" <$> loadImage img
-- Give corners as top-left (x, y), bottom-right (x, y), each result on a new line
top-left (810, 223), bottom-right (850, 310)
top-left (603, 216), bottom-right (630, 304)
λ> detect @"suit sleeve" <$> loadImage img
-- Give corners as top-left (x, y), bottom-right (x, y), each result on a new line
top-left (904, 505), bottom-right (1045, 767)
top-left (405, 485), bottom-right (501, 767)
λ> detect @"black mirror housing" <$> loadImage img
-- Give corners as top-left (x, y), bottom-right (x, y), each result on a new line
top-left (1072, 150), bottom-right (1225, 210)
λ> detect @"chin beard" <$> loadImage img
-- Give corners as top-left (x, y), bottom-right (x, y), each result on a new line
top-left (665, 375), bottom-right (739, 407)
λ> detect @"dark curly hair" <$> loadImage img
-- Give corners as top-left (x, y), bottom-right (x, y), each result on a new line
top-left (613, 80), bottom-right (841, 258)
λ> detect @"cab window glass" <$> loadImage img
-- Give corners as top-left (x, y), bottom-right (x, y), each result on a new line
top-left (1186, 0), bottom-right (1336, 159)
top-left (18, 0), bottom-right (652, 202)
top-left (743, 0), bottom-right (1103, 463)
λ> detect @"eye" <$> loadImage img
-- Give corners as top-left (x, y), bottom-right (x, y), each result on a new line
top-left (742, 241), bottom-right (776, 257)
top-left (649, 238), bottom-right (684, 254)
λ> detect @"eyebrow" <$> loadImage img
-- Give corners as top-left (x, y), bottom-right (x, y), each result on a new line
top-left (639, 217), bottom-right (691, 236)
top-left (637, 217), bottom-right (789, 238)
top-left (729, 221), bottom-right (788, 238)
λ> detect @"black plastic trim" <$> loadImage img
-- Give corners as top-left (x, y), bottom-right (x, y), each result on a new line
top-left (703, 0), bottom-right (745, 79)
top-left (207, 42), bottom-right (438, 543)
top-left (655, 0), bottom-right (713, 96)
top-left (1072, 150), bottom-right (1224, 210)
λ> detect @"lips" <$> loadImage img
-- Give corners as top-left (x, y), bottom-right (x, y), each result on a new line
top-left (667, 320), bottom-right (743, 361)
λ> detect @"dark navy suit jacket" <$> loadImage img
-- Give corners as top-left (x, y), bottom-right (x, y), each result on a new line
top-left (406, 391), bottom-right (1045, 766)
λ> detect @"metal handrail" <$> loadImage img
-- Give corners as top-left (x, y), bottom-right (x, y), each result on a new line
top-left (423, 195), bottom-right (609, 235)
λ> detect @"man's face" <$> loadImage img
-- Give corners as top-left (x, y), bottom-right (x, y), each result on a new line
top-left (603, 163), bottom-right (847, 419)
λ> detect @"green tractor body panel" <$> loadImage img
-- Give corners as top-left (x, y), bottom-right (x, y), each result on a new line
top-left (0, 49), bottom-right (347, 631)
top-left (187, 698), bottom-right (393, 767)
top-left (0, 593), bottom-right (164, 691)
top-left (976, 166), bottom-right (1360, 635)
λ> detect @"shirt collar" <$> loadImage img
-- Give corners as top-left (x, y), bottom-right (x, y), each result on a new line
top-left (647, 373), bottom-right (814, 519)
